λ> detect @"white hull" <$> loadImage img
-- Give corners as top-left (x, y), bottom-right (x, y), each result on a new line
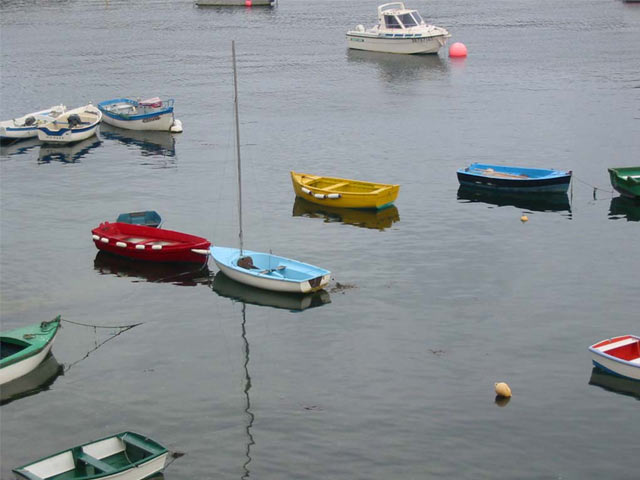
top-left (0, 339), bottom-right (56, 385)
top-left (37, 105), bottom-right (102, 144)
top-left (591, 354), bottom-right (640, 381)
top-left (97, 453), bottom-right (168, 480)
top-left (346, 33), bottom-right (447, 54)
top-left (101, 113), bottom-right (175, 131)
top-left (0, 105), bottom-right (66, 140)
top-left (214, 260), bottom-right (330, 294)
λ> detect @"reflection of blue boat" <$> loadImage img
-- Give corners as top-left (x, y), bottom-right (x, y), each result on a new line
top-left (99, 122), bottom-right (176, 157)
top-left (589, 367), bottom-right (640, 401)
top-left (38, 137), bottom-right (102, 164)
top-left (457, 186), bottom-right (572, 214)
top-left (457, 163), bottom-right (572, 193)
top-left (292, 196), bottom-right (400, 230)
top-left (211, 271), bottom-right (331, 311)
top-left (93, 251), bottom-right (210, 286)
top-left (117, 210), bottom-right (162, 228)
top-left (609, 195), bottom-right (640, 222)
top-left (1, 353), bottom-right (64, 406)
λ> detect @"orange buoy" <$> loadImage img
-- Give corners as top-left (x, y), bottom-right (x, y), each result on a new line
top-left (521, 215), bottom-right (529, 223)
top-left (449, 42), bottom-right (468, 58)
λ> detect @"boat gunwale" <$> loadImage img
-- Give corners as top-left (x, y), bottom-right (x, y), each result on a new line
top-left (12, 431), bottom-right (168, 480)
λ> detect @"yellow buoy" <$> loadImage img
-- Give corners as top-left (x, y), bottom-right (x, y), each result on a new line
top-left (494, 382), bottom-right (512, 398)
top-left (520, 215), bottom-right (528, 223)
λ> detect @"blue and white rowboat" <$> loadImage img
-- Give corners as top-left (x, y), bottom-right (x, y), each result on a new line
top-left (36, 105), bottom-right (102, 144)
top-left (210, 246), bottom-right (331, 294)
top-left (0, 105), bottom-right (66, 141)
top-left (457, 163), bottom-right (572, 193)
top-left (98, 97), bottom-right (182, 132)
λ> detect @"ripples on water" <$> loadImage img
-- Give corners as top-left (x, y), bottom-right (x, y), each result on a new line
top-left (1, 0), bottom-right (639, 479)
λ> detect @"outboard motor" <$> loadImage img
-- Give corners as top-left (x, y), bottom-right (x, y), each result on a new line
top-left (67, 114), bottom-right (81, 128)
top-left (23, 116), bottom-right (36, 126)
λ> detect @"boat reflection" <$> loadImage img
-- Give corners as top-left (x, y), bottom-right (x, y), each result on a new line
top-left (608, 195), bottom-right (640, 222)
top-left (292, 196), bottom-right (399, 231)
top-left (457, 186), bottom-right (572, 215)
top-left (0, 137), bottom-right (41, 157)
top-left (346, 48), bottom-right (447, 83)
top-left (99, 123), bottom-right (176, 158)
top-left (0, 353), bottom-right (64, 406)
top-left (211, 271), bottom-right (331, 311)
top-left (38, 137), bottom-right (102, 164)
top-left (589, 367), bottom-right (640, 401)
top-left (93, 251), bottom-right (210, 286)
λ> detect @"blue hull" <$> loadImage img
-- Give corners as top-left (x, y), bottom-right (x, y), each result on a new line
top-left (457, 163), bottom-right (572, 193)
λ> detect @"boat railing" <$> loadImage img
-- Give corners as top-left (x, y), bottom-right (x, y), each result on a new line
top-left (378, 2), bottom-right (405, 15)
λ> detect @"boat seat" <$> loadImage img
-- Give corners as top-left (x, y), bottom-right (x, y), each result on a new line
top-left (76, 452), bottom-right (116, 473)
top-left (122, 434), bottom-right (160, 455)
top-left (324, 182), bottom-right (349, 191)
top-left (238, 256), bottom-right (258, 269)
top-left (629, 357), bottom-right (640, 365)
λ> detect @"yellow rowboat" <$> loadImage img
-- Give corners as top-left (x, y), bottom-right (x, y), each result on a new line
top-left (290, 171), bottom-right (399, 209)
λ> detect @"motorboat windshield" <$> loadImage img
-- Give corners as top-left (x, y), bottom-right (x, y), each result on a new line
top-left (379, 4), bottom-right (426, 30)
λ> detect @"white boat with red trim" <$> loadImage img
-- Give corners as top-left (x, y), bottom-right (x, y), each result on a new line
top-left (588, 335), bottom-right (640, 381)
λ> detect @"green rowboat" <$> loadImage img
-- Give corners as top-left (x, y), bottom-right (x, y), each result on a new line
top-left (13, 431), bottom-right (169, 480)
top-left (608, 166), bottom-right (640, 199)
top-left (0, 316), bottom-right (61, 386)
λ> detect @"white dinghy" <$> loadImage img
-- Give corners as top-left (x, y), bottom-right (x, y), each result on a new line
top-left (37, 104), bottom-right (102, 144)
top-left (346, 2), bottom-right (450, 55)
top-left (0, 105), bottom-right (66, 142)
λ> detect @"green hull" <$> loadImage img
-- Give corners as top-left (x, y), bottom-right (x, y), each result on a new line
top-left (608, 166), bottom-right (640, 199)
top-left (0, 316), bottom-right (61, 370)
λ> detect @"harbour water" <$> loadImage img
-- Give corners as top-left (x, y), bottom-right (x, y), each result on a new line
top-left (1, 0), bottom-right (639, 478)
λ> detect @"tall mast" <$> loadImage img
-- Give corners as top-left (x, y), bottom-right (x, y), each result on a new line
top-left (232, 41), bottom-right (243, 256)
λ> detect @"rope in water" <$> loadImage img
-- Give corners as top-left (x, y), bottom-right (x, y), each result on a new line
top-left (60, 317), bottom-right (143, 329)
top-left (572, 176), bottom-right (614, 197)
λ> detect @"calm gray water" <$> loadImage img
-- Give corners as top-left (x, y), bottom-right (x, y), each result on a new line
top-left (1, 0), bottom-right (639, 478)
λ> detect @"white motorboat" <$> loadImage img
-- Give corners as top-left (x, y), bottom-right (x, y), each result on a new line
top-left (346, 2), bottom-right (450, 55)
top-left (36, 104), bottom-right (102, 144)
top-left (0, 105), bottom-right (66, 141)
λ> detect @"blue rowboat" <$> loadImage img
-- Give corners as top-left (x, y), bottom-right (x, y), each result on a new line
top-left (116, 210), bottom-right (162, 228)
top-left (210, 246), bottom-right (331, 294)
top-left (457, 163), bottom-right (572, 193)
top-left (97, 97), bottom-right (182, 132)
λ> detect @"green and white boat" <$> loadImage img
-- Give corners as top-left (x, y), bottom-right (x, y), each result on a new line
top-left (1, 316), bottom-right (61, 386)
top-left (13, 432), bottom-right (168, 480)
top-left (608, 166), bottom-right (640, 199)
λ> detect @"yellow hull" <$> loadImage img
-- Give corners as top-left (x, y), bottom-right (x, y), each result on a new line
top-left (290, 171), bottom-right (399, 209)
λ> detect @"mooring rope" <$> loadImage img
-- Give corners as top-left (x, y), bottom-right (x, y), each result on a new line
top-left (60, 317), bottom-right (143, 329)
top-left (572, 176), bottom-right (614, 198)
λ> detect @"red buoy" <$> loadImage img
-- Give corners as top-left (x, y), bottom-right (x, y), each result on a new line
top-left (449, 42), bottom-right (468, 58)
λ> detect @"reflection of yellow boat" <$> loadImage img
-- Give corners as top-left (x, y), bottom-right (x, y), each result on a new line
top-left (292, 196), bottom-right (399, 231)
top-left (291, 171), bottom-right (399, 209)
top-left (211, 272), bottom-right (331, 311)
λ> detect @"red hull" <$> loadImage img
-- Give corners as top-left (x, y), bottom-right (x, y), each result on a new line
top-left (91, 222), bottom-right (210, 264)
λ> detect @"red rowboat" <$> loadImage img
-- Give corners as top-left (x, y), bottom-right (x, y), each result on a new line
top-left (91, 222), bottom-right (210, 264)
top-left (588, 335), bottom-right (640, 381)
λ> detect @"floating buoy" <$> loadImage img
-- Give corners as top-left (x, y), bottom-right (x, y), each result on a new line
top-left (170, 119), bottom-right (183, 133)
top-left (449, 42), bottom-right (468, 58)
top-left (494, 382), bottom-right (512, 398)
top-left (520, 215), bottom-right (528, 223)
